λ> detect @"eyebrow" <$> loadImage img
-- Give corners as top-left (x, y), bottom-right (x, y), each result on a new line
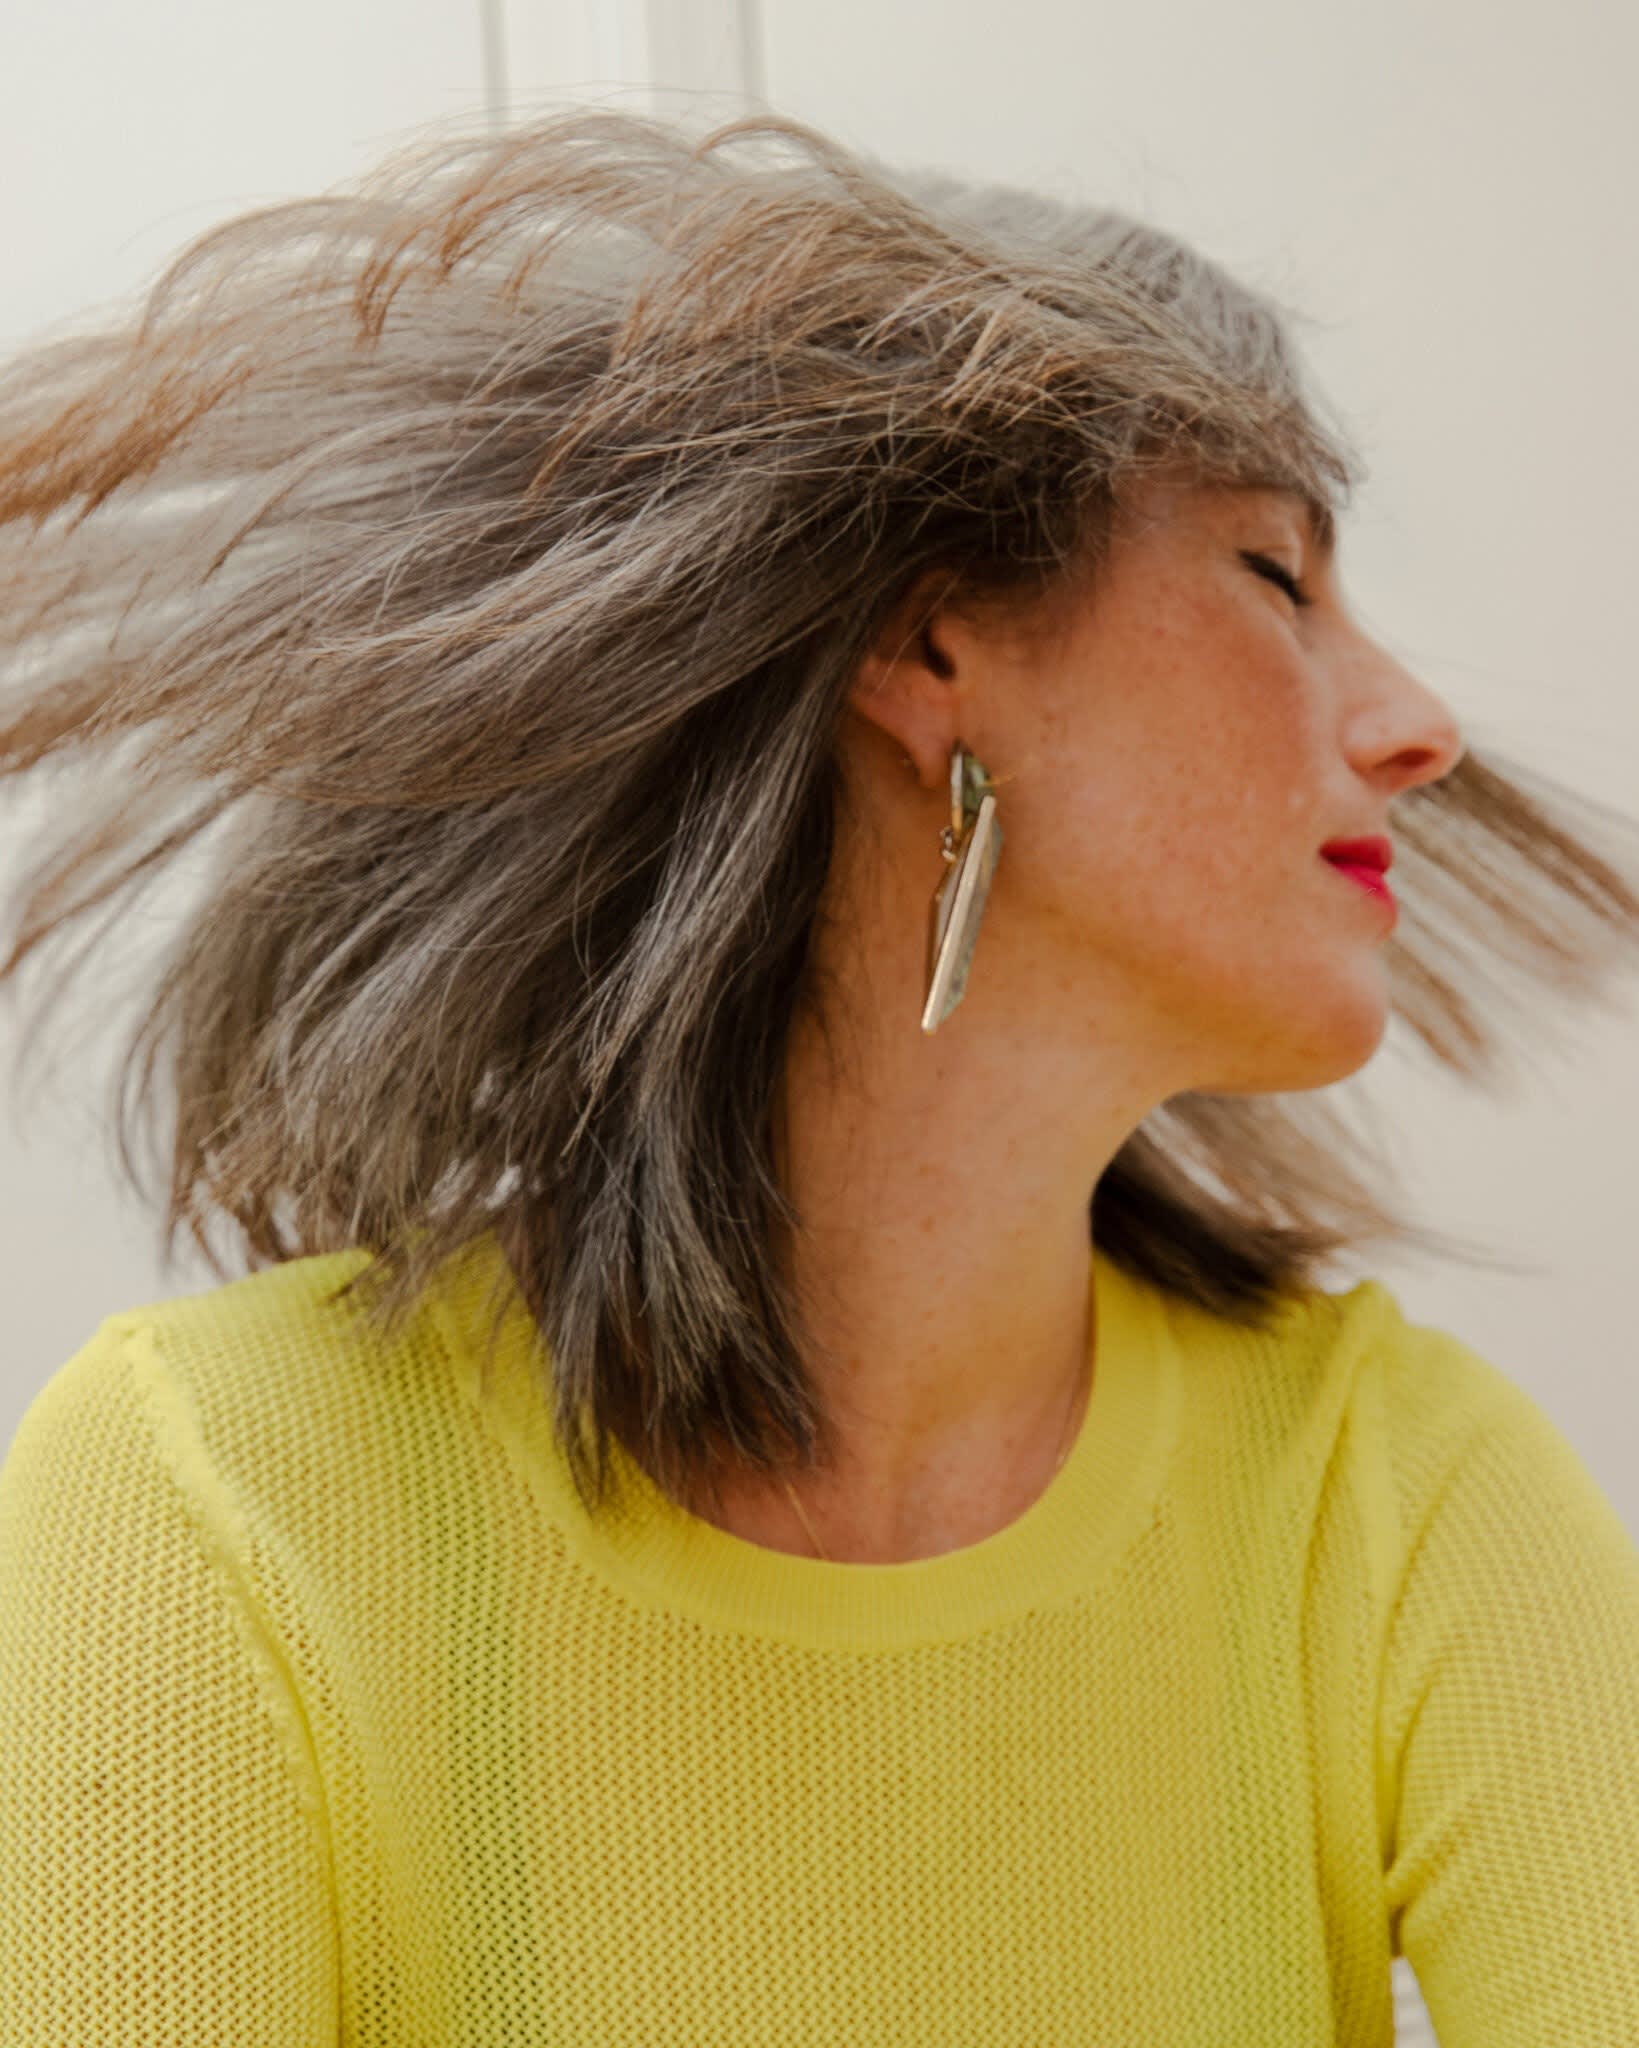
top-left (1279, 488), bottom-right (1336, 563)
top-left (1221, 481), bottom-right (1337, 564)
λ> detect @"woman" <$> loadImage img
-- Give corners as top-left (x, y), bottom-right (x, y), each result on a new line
top-left (2, 106), bottom-right (1637, 2046)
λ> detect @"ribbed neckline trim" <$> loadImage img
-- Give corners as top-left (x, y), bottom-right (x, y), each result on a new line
top-left (430, 1228), bottom-right (1181, 1652)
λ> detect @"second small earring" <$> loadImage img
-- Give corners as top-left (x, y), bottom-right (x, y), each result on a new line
top-left (920, 741), bottom-right (1003, 1034)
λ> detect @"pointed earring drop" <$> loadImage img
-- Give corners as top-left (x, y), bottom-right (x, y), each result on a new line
top-left (920, 741), bottom-right (1003, 1033)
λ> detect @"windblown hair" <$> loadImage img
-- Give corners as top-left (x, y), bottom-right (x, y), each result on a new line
top-left (2, 105), bottom-right (1635, 1521)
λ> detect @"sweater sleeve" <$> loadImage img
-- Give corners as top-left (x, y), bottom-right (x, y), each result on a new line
top-left (0, 1318), bottom-right (339, 2046)
top-left (1378, 1331), bottom-right (1639, 2045)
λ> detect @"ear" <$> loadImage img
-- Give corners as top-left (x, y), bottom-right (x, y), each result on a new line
top-left (845, 568), bottom-right (973, 791)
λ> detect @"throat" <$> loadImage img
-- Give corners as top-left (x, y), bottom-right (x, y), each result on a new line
top-left (673, 1363), bottom-right (1093, 1565)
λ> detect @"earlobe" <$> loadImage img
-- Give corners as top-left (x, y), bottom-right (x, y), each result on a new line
top-left (842, 638), bottom-right (955, 789)
top-left (841, 687), bottom-right (946, 788)
top-left (844, 569), bottom-right (982, 789)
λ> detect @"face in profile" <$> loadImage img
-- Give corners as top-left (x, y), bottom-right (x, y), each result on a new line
top-left (896, 470), bottom-right (1468, 1099)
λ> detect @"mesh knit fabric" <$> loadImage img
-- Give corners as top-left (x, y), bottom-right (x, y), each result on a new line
top-left (4, 1231), bottom-right (1637, 2045)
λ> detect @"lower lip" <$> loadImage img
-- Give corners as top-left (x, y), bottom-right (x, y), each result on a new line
top-left (1324, 857), bottom-right (1397, 920)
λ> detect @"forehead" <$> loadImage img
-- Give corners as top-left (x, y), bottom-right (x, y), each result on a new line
top-left (1121, 472), bottom-right (1336, 560)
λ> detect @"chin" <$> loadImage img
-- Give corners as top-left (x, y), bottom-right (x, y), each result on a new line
top-left (1290, 1000), bottom-right (1392, 1090)
top-left (1201, 983), bottom-right (1391, 1095)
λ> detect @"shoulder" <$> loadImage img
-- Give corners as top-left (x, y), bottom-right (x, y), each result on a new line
top-left (8, 1244), bottom-right (466, 1532)
top-left (1312, 1273), bottom-right (1574, 1469)
top-left (1221, 1266), bottom-right (1542, 1433)
top-left (1286, 1275), bottom-right (1632, 1600)
top-left (1163, 1266), bottom-right (1575, 1540)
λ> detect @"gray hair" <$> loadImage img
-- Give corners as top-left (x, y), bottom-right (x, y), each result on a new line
top-left (2, 105), bottom-right (1634, 1520)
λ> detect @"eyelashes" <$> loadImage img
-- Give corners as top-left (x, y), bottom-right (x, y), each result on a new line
top-left (1240, 551), bottom-right (1313, 610)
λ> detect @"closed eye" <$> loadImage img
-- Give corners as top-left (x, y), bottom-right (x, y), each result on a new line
top-left (1240, 551), bottom-right (1313, 610)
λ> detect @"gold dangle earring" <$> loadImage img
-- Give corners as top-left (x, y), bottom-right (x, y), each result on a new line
top-left (920, 741), bottom-right (1003, 1033)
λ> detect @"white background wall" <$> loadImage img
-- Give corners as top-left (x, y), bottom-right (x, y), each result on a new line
top-left (4, 9), bottom-right (1636, 2039)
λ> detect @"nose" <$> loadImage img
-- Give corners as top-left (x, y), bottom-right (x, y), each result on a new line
top-left (1353, 642), bottom-right (1466, 794)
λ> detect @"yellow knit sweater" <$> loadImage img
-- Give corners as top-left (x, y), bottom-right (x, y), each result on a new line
top-left (4, 1231), bottom-right (1637, 2045)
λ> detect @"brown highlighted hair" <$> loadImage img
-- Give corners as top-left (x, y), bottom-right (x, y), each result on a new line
top-left (2, 105), bottom-right (1635, 1520)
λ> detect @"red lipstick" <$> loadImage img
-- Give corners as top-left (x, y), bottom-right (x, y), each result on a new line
top-left (1319, 836), bottom-right (1393, 871)
top-left (1321, 837), bottom-right (1397, 921)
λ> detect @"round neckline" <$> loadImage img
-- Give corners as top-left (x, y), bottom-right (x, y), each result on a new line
top-left (432, 1230), bottom-right (1180, 1652)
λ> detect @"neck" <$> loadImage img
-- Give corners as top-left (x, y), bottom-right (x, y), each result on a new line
top-left (685, 1334), bottom-right (1095, 1565)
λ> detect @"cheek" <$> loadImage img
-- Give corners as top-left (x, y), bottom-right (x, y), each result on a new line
top-left (1020, 770), bottom-right (1312, 974)
top-left (1009, 649), bottom-right (1321, 929)
top-left (1019, 779), bottom-right (1194, 945)
top-left (1184, 700), bottom-right (1323, 861)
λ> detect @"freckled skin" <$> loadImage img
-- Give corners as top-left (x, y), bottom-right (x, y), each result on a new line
top-left (964, 469), bottom-right (1466, 1098)
top-left (689, 467), bottom-right (1467, 1562)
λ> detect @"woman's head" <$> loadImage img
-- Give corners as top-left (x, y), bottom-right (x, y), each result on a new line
top-left (0, 105), bottom-right (1633, 1516)
top-left (832, 459), bottom-right (1465, 1118)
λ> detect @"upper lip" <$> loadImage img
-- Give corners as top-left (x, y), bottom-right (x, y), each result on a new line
top-left (1320, 836), bottom-right (1394, 872)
